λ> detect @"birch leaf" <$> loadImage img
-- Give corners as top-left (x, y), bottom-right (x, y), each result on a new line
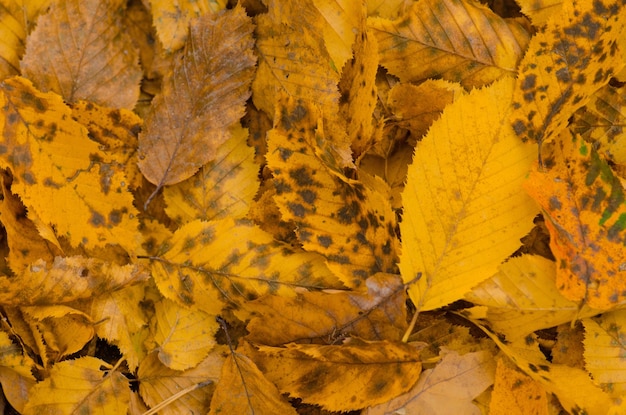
top-left (149, 218), bottom-right (342, 314)
top-left (524, 132), bottom-right (626, 309)
top-left (516, 0), bottom-right (563, 26)
top-left (23, 357), bottom-right (129, 415)
top-left (138, 5), bottom-right (256, 188)
top-left (246, 338), bottom-right (422, 412)
top-left (400, 77), bottom-right (538, 312)
top-left (0, 76), bottom-right (140, 253)
top-left (0, 330), bottom-right (36, 413)
top-left (489, 357), bottom-right (550, 415)
top-left (266, 96), bottom-right (399, 287)
top-left (510, 0), bottom-right (626, 147)
top-left (20, 0), bottom-right (141, 109)
top-left (164, 123), bottom-right (259, 225)
top-left (368, 0), bottom-right (530, 88)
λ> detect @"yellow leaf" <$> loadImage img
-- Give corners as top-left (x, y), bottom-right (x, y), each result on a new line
top-left (583, 310), bottom-right (626, 397)
top-left (138, 5), bottom-right (256, 190)
top-left (0, 0), bottom-right (50, 79)
top-left (150, 0), bottom-right (227, 52)
top-left (475, 323), bottom-right (613, 415)
top-left (364, 349), bottom-right (496, 415)
top-left (153, 298), bottom-right (218, 371)
top-left (149, 218), bottom-right (342, 314)
top-left (20, 0), bottom-right (141, 109)
top-left (0, 77), bottom-right (141, 253)
top-left (71, 99), bottom-right (143, 189)
top-left (572, 84), bottom-right (626, 166)
top-left (465, 255), bottom-right (600, 340)
top-left (366, 0), bottom-right (407, 18)
top-left (23, 357), bottom-right (129, 415)
top-left (0, 256), bottom-right (148, 306)
top-left (164, 123), bottom-right (260, 225)
top-left (240, 273), bottom-right (407, 345)
top-left (368, 0), bottom-right (530, 88)
top-left (88, 283), bottom-right (149, 371)
top-left (489, 357), bottom-right (549, 415)
top-left (266, 96), bottom-right (399, 287)
top-left (0, 330), bottom-right (36, 413)
top-left (524, 132), bottom-right (626, 309)
top-left (516, 0), bottom-right (563, 26)
top-left (400, 77), bottom-right (538, 311)
top-left (209, 351), bottom-right (298, 415)
top-left (138, 351), bottom-right (223, 415)
top-left (246, 338), bottom-right (422, 412)
top-left (510, 0), bottom-right (626, 147)
top-left (313, 0), bottom-right (361, 72)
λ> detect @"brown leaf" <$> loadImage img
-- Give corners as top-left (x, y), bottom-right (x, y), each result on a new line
top-left (20, 0), bottom-right (141, 109)
top-left (138, 5), bottom-right (256, 189)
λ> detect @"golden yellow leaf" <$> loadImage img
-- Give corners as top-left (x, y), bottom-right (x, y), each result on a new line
top-left (0, 170), bottom-right (60, 273)
top-left (266, 96), bottom-right (399, 287)
top-left (524, 132), bottom-right (626, 309)
top-left (149, 218), bottom-right (342, 314)
top-left (365, 349), bottom-right (496, 415)
top-left (572, 85), bottom-right (626, 166)
top-left (0, 330), bottom-right (36, 413)
top-left (489, 357), bottom-right (549, 415)
top-left (475, 322), bottom-right (613, 415)
top-left (0, 255), bottom-right (148, 306)
top-left (164, 123), bottom-right (260, 225)
top-left (510, 0), bottom-right (626, 147)
top-left (0, 76), bottom-right (141, 253)
top-left (138, 351), bottom-right (223, 415)
top-left (20, 0), bottom-right (141, 109)
top-left (209, 351), bottom-right (298, 415)
top-left (138, 5), bottom-right (256, 189)
top-left (153, 298), bottom-right (217, 371)
top-left (240, 273), bottom-right (407, 345)
top-left (583, 310), bottom-right (626, 397)
top-left (150, 0), bottom-right (227, 53)
top-left (245, 338), bottom-right (422, 412)
top-left (88, 283), bottom-right (149, 371)
top-left (23, 357), bottom-right (129, 415)
top-left (71, 99), bottom-right (143, 189)
top-left (0, 0), bottom-right (50, 79)
top-left (516, 0), bottom-right (562, 26)
top-left (464, 256), bottom-right (600, 340)
top-left (400, 77), bottom-right (538, 312)
top-left (368, 0), bottom-right (530, 88)
top-left (367, 0), bottom-right (407, 18)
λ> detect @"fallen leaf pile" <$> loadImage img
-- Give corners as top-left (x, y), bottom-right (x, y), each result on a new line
top-left (0, 0), bottom-right (626, 413)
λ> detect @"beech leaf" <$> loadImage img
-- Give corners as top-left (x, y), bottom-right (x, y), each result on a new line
top-left (138, 5), bottom-right (256, 188)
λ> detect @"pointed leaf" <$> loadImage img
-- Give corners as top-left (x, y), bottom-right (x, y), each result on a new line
top-left (368, 0), bottom-right (530, 88)
top-left (583, 310), bottom-right (626, 393)
top-left (510, 0), bottom-right (626, 146)
top-left (524, 133), bottom-right (626, 309)
top-left (312, 0), bottom-right (361, 73)
top-left (164, 124), bottom-right (260, 225)
top-left (400, 77), bottom-right (538, 311)
top-left (0, 330), bottom-right (36, 413)
top-left (20, 0), bottom-right (141, 108)
top-left (23, 357), bottom-right (129, 415)
top-left (138, 5), bottom-right (256, 188)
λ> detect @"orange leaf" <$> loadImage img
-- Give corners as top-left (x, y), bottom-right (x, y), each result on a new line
top-left (138, 5), bottom-right (256, 189)
top-left (20, 0), bottom-right (141, 109)
top-left (524, 132), bottom-right (626, 309)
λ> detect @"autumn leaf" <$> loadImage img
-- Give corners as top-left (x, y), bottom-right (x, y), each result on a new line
top-left (368, 0), bottom-right (530, 88)
top-left (524, 132), bottom-right (626, 309)
top-left (510, 0), bottom-right (626, 148)
top-left (138, 5), bottom-right (256, 191)
top-left (364, 349), bottom-right (496, 415)
top-left (0, 76), bottom-right (141, 253)
top-left (0, 330), bottom-right (36, 413)
top-left (149, 218), bottom-right (342, 314)
top-left (266, 96), bottom-right (399, 287)
top-left (489, 357), bottom-right (550, 415)
top-left (23, 357), bottom-right (129, 415)
top-left (20, 0), bottom-right (142, 109)
top-left (244, 338), bottom-right (422, 412)
top-left (400, 77), bottom-right (538, 311)
top-left (516, 0), bottom-right (563, 26)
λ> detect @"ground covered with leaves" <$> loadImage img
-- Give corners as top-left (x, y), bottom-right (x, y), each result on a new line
top-left (0, 0), bottom-right (625, 413)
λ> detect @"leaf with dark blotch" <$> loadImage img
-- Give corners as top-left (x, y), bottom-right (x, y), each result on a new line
top-left (20, 0), bottom-right (141, 109)
top-left (138, 5), bottom-right (257, 190)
